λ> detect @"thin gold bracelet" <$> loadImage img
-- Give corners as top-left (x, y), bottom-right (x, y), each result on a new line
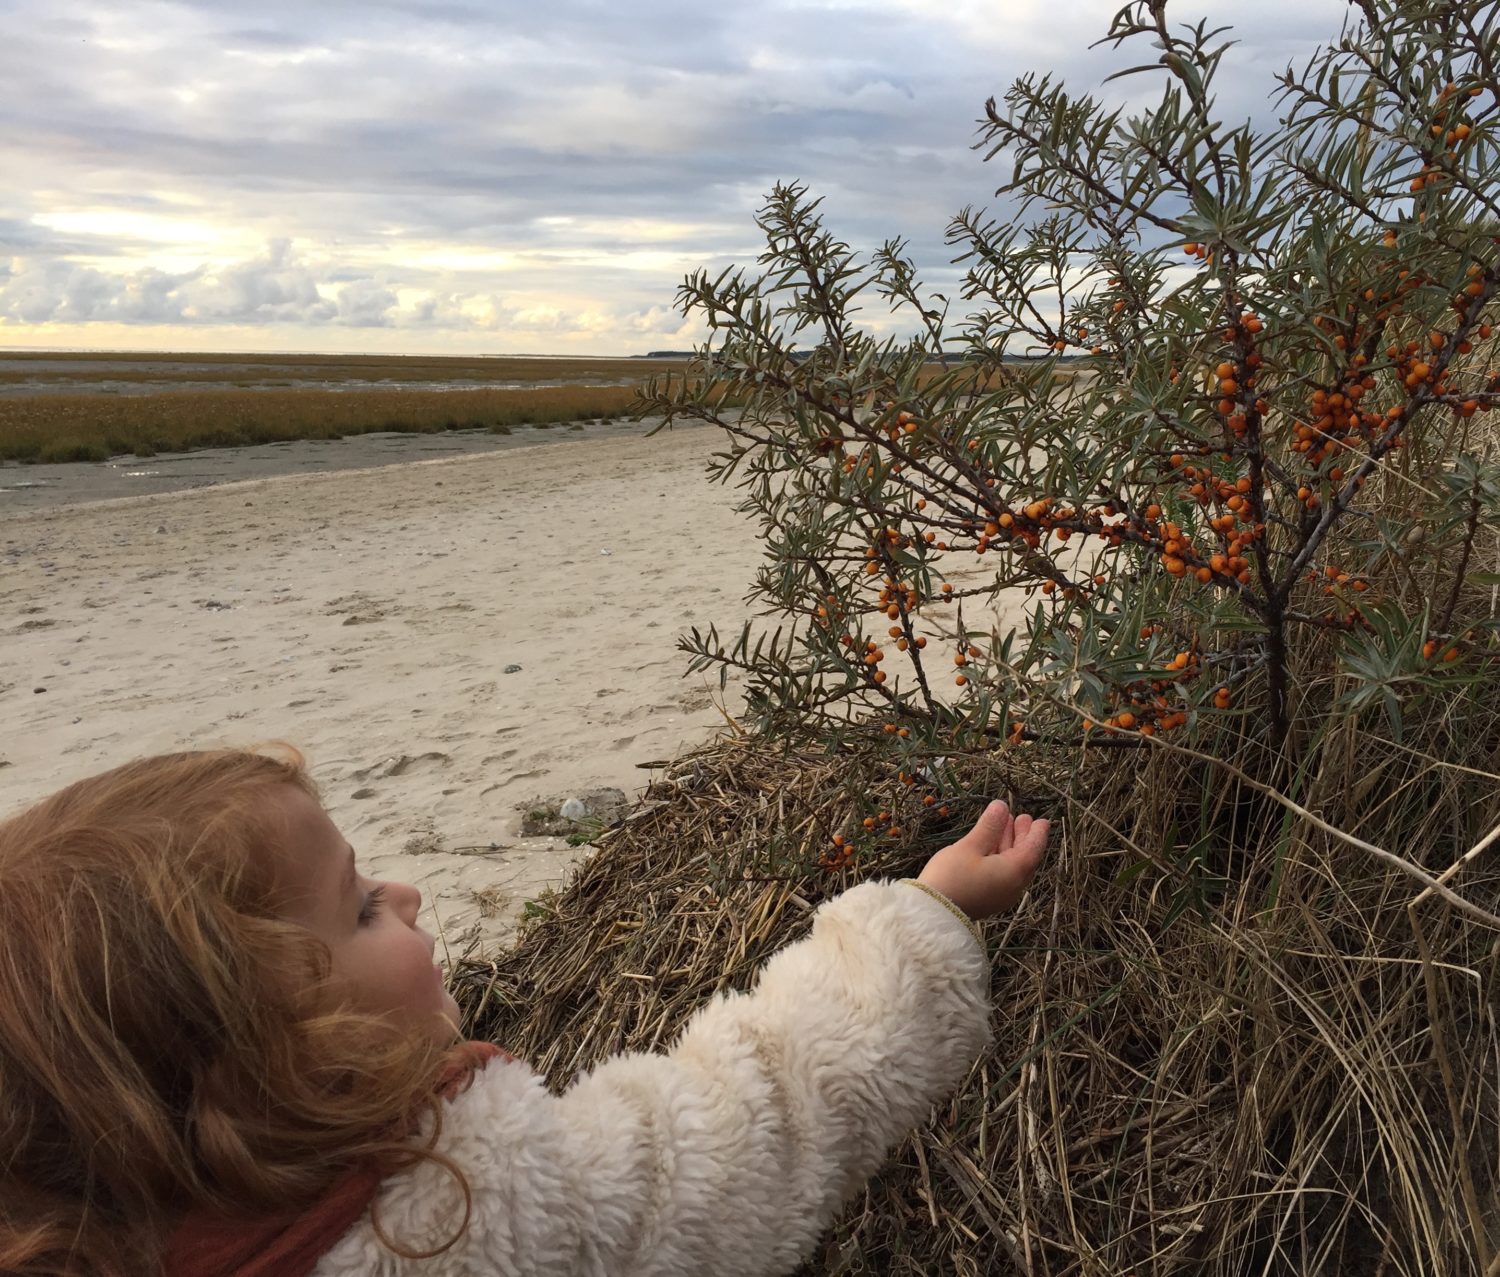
top-left (896, 879), bottom-right (986, 950)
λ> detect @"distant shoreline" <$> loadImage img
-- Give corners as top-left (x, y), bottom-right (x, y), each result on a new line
top-left (0, 415), bottom-right (713, 514)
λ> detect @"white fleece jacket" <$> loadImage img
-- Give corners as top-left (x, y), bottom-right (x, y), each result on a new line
top-left (312, 879), bottom-right (991, 1277)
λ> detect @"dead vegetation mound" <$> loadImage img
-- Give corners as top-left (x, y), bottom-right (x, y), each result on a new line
top-left (450, 732), bottom-right (1499, 1275)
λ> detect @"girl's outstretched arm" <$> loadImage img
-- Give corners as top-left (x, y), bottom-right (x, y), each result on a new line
top-left (317, 807), bottom-right (1047, 1277)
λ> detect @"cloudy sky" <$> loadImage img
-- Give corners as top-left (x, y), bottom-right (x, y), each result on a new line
top-left (1, 0), bottom-right (1349, 357)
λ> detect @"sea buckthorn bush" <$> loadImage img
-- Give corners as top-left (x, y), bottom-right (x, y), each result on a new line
top-left (634, 9), bottom-right (1500, 1267)
top-left (641, 0), bottom-right (1498, 894)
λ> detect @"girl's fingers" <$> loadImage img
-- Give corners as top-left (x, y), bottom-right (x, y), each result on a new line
top-left (964, 802), bottom-right (1049, 861)
top-left (1017, 817), bottom-right (1050, 860)
top-left (968, 800), bottom-right (1010, 854)
top-left (993, 803), bottom-right (1014, 855)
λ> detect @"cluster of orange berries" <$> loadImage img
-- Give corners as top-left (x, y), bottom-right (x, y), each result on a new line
top-left (885, 620), bottom-right (930, 651)
top-left (855, 637), bottom-right (889, 684)
top-left (820, 834), bottom-right (862, 871)
top-left (1079, 632), bottom-right (1224, 736)
top-left (841, 446), bottom-right (904, 480)
top-left (1085, 703), bottom-right (1193, 736)
top-left (835, 623), bottom-right (932, 689)
top-left (1289, 361), bottom-right (1382, 508)
top-left (833, 410), bottom-right (935, 479)
top-left (813, 592), bottom-right (845, 630)
top-left (1388, 324), bottom-right (1490, 417)
top-left (1434, 260), bottom-right (1495, 416)
top-left (1203, 346), bottom-right (1265, 441)
top-left (1305, 563), bottom-right (1372, 628)
top-left (1421, 637), bottom-right (1463, 663)
top-left (1143, 486), bottom-right (1261, 587)
top-left (1359, 254), bottom-right (1428, 321)
top-left (823, 780), bottom-right (956, 867)
top-left (1312, 564), bottom-right (1371, 595)
top-left (1411, 82), bottom-right (1483, 191)
top-left (952, 642), bottom-right (981, 687)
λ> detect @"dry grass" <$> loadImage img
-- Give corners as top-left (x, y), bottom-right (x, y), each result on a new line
top-left (0, 352), bottom-right (690, 388)
top-left (0, 383), bottom-right (651, 463)
top-left (0, 351), bottom-right (1084, 462)
top-left (448, 719), bottom-right (1499, 1275)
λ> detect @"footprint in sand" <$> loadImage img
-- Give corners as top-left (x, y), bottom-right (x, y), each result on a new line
top-left (351, 751), bottom-right (450, 781)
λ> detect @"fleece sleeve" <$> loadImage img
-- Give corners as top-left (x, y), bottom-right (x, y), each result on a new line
top-left (321, 879), bottom-right (991, 1277)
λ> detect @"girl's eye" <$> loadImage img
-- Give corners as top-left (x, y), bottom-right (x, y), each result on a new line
top-left (357, 884), bottom-right (387, 926)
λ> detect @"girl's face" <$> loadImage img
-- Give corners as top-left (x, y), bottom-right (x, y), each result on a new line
top-left (271, 786), bottom-right (461, 1043)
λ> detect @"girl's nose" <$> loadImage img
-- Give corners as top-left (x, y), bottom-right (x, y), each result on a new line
top-left (392, 879), bottom-right (422, 920)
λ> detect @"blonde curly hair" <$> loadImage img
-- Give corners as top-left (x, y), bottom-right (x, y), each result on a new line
top-left (0, 747), bottom-right (474, 1275)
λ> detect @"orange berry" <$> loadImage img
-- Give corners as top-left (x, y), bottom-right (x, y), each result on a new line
top-left (954, 674), bottom-right (968, 687)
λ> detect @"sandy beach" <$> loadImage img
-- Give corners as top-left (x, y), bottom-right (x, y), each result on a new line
top-left (2, 418), bottom-right (1033, 959)
top-left (1, 419), bottom-right (769, 957)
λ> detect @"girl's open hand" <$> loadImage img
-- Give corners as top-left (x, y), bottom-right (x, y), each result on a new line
top-left (917, 800), bottom-right (1049, 921)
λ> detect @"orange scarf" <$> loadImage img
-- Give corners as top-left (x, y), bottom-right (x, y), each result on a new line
top-left (162, 1041), bottom-right (512, 1277)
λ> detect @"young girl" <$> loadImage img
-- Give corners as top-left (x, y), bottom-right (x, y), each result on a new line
top-left (0, 746), bottom-right (1049, 1277)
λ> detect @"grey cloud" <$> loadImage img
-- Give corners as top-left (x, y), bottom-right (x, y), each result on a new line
top-left (2, 0), bottom-right (1353, 347)
top-left (0, 217), bottom-right (104, 258)
top-left (334, 278), bottom-right (399, 327)
top-left (0, 243), bottom-right (344, 327)
top-left (0, 238), bottom-right (646, 335)
top-left (221, 27), bottom-right (308, 49)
